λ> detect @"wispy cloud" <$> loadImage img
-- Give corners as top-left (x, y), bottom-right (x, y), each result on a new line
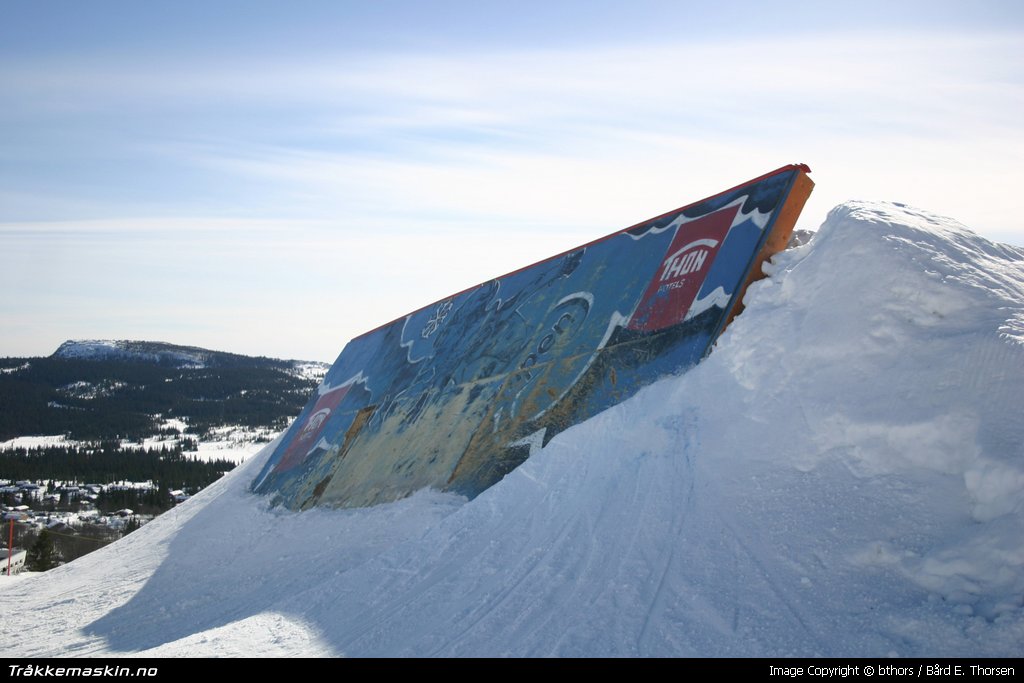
top-left (99, 31), bottom-right (1022, 230)
top-left (2, 26), bottom-right (1023, 358)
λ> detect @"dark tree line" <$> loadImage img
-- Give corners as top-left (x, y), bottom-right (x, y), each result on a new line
top-left (95, 485), bottom-right (175, 515)
top-left (0, 443), bottom-right (236, 491)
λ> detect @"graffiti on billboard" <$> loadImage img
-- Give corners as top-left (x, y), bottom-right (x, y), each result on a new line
top-left (252, 165), bottom-right (814, 509)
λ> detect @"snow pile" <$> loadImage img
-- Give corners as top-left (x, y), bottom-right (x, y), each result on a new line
top-left (1, 201), bottom-right (1021, 657)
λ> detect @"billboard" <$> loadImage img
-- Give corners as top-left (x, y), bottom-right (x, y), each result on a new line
top-left (253, 165), bottom-right (814, 509)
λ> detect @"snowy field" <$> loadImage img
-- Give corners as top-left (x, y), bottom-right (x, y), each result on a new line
top-left (0, 435), bottom-right (74, 451)
top-left (1, 427), bottom-right (273, 464)
top-left (1, 201), bottom-right (1021, 657)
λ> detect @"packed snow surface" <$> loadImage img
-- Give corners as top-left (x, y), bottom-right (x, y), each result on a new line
top-left (2, 201), bottom-right (1022, 657)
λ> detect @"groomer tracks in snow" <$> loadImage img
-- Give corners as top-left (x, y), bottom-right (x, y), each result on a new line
top-left (1, 200), bottom-right (1021, 657)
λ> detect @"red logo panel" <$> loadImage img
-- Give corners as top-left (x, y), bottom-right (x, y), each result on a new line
top-left (627, 205), bottom-right (738, 332)
top-left (273, 384), bottom-right (351, 473)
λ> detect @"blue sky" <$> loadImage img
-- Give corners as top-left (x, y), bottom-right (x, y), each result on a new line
top-left (3, 1), bottom-right (1023, 361)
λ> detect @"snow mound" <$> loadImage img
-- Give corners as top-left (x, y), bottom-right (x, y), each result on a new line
top-left (2, 201), bottom-right (1022, 657)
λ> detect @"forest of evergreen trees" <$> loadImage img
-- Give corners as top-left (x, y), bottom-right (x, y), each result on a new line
top-left (0, 343), bottom-right (326, 572)
top-left (0, 354), bottom-right (318, 441)
top-left (0, 442), bottom-right (235, 491)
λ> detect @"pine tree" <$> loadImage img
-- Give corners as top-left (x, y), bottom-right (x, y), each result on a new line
top-left (26, 529), bottom-right (60, 571)
top-left (122, 516), bottom-right (141, 535)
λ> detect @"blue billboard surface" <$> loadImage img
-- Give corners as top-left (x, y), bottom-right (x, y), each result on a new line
top-left (253, 165), bottom-right (814, 509)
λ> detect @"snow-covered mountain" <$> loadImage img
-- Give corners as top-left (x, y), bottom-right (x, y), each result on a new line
top-left (2, 341), bottom-right (331, 470)
top-left (1, 201), bottom-right (1021, 657)
top-left (52, 339), bottom-right (330, 379)
top-left (54, 339), bottom-right (210, 366)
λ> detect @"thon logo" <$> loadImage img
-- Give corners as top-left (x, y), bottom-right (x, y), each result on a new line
top-left (300, 408), bottom-right (331, 438)
top-left (659, 238), bottom-right (717, 283)
top-left (628, 205), bottom-right (739, 332)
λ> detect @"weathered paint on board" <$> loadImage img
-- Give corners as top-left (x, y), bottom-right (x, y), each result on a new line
top-left (252, 165), bottom-right (814, 509)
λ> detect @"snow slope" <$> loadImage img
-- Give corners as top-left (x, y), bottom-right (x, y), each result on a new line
top-left (1, 201), bottom-right (1022, 657)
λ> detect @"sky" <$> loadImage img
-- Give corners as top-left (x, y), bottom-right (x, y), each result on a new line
top-left (2, 1), bottom-right (1023, 362)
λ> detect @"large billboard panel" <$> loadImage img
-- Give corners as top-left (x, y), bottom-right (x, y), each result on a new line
top-left (253, 165), bottom-right (814, 509)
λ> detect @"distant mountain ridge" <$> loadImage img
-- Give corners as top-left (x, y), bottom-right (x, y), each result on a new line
top-left (52, 339), bottom-right (329, 378)
top-left (0, 341), bottom-right (329, 443)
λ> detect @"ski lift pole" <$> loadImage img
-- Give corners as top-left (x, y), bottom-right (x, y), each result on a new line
top-left (6, 519), bottom-right (12, 576)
